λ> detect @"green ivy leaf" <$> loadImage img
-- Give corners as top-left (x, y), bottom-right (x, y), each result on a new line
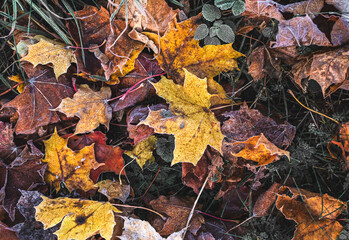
top-left (194, 24), bottom-right (209, 40)
top-left (202, 4), bottom-right (221, 22)
top-left (217, 24), bottom-right (235, 43)
top-left (204, 36), bottom-right (221, 45)
top-left (214, 0), bottom-right (234, 10)
top-left (231, 0), bottom-right (245, 16)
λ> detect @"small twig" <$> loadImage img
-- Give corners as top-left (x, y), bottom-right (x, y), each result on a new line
top-left (112, 203), bottom-right (165, 220)
top-left (107, 72), bottom-right (165, 102)
top-left (288, 90), bottom-right (339, 125)
top-left (226, 215), bottom-right (254, 233)
top-left (182, 174), bottom-right (210, 238)
top-left (198, 211), bottom-right (239, 223)
top-left (0, 81), bottom-right (23, 97)
top-left (141, 166), bottom-right (161, 199)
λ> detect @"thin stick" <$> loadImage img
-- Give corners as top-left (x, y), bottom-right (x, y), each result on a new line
top-left (288, 90), bottom-right (339, 125)
top-left (112, 203), bottom-right (165, 220)
top-left (141, 166), bottom-right (161, 199)
top-left (182, 175), bottom-right (210, 238)
top-left (107, 72), bottom-right (165, 102)
top-left (0, 81), bottom-right (24, 96)
top-left (198, 211), bottom-right (239, 223)
top-left (226, 215), bottom-right (254, 233)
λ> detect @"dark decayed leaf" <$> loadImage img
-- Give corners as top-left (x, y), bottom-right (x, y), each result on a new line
top-left (0, 142), bottom-right (46, 221)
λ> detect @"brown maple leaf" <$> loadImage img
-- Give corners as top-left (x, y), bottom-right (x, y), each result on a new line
top-left (2, 64), bottom-right (74, 135)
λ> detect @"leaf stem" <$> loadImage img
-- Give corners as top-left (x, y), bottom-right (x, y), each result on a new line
top-left (0, 81), bottom-right (23, 97)
top-left (112, 203), bottom-right (165, 220)
top-left (107, 72), bottom-right (166, 102)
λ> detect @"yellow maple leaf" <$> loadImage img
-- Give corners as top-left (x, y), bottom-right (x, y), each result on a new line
top-left (95, 180), bottom-right (130, 203)
top-left (35, 196), bottom-right (120, 240)
top-left (140, 69), bottom-right (224, 166)
top-left (143, 14), bottom-right (244, 83)
top-left (125, 135), bottom-right (157, 168)
top-left (232, 134), bottom-right (290, 165)
top-left (54, 84), bottom-right (112, 135)
top-left (42, 129), bottom-right (103, 192)
top-left (21, 35), bottom-right (76, 79)
top-left (8, 74), bottom-right (26, 93)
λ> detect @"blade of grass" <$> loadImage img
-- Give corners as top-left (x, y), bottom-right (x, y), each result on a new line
top-left (61, 0), bottom-right (85, 66)
top-left (23, 0), bottom-right (72, 45)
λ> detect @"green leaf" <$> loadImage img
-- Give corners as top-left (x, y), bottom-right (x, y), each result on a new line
top-left (194, 24), bottom-right (209, 40)
top-left (210, 26), bottom-right (219, 38)
top-left (231, 0), bottom-right (245, 16)
top-left (217, 24), bottom-right (235, 43)
top-left (204, 36), bottom-right (221, 45)
top-left (156, 136), bottom-right (175, 163)
top-left (202, 4), bottom-right (221, 22)
top-left (214, 0), bottom-right (234, 10)
top-left (213, 20), bottom-right (224, 27)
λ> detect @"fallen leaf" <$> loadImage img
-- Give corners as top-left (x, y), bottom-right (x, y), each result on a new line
top-left (8, 74), bottom-right (25, 93)
top-left (140, 69), bottom-right (224, 166)
top-left (253, 182), bottom-right (281, 217)
top-left (276, 186), bottom-right (347, 240)
top-left (326, 0), bottom-right (349, 22)
top-left (292, 46), bottom-right (349, 96)
top-left (222, 103), bottom-right (296, 148)
top-left (149, 195), bottom-right (204, 237)
top-left (125, 135), bottom-right (157, 168)
top-left (68, 6), bottom-right (144, 82)
top-left (0, 221), bottom-right (19, 240)
top-left (119, 216), bottom-right (185, 240)
top-left (156, 135), bottom-right (175, 163)
top-left (21, 35), bottom-right (76, 79)
top-left (111, 53), bottom-right (162, 112)
top-left (244, 0), bottom-right (324, 21)
top-left (95, 180), bottom-right (130, 203)
top-left (114, 0), bottom-right (179, 35)
top-left (67, 6), bottom-right (111, 79)
top-left (330, 122), bottom-right (349, 170)
top-left (12, 191), bottom-right (58, 240)
top-left (232, 134), bottom-right (290, 166)
top-left (42, 129), bottom-right (102, 192)
top-left (0, 121), bottom-right (15, 159)
top-left (331, 17), bottom-right (349, 46)
top-left (281, 0), bottom-right (324, 17)
top-left (272, 15), bottom-right (331, 48)
top-left (219, 185), bottom-right (250, 218)
top-left (3, 65), bottom-right (74, 134)
top-left (182, 147), bottom-right (223, 194)
top-left (207, 77), bottom-right (232, 106)
top-left (67, 132), bottom-right (125, 183)
top-left (54, 84), bottom-right (112, 135)
top-left (35, 196), bottom-right (120, 240)
top-left (243, 0), bottom-right (284, 21)
top-left (189, 218), bottom-right (235, 240)
top-left (144, 14), bottom-right (244, 83)
top-left (104, 19), bottom-right (145, 80)
top-left (0, 141), bottom-right (46, 221)
top-left (127, 104), bottom-right (167, 144)
top-left (247, 46), bottom-right (300, 81)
